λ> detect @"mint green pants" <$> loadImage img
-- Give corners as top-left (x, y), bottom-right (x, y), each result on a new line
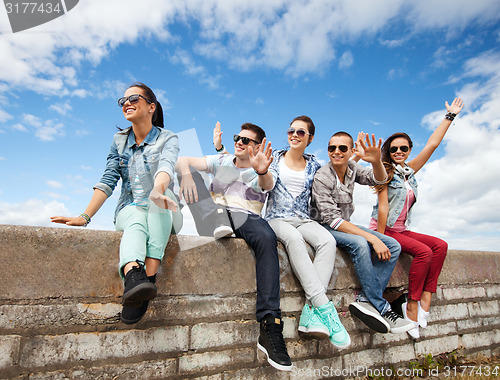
top-left (115, 189), bottom-right (182, 278)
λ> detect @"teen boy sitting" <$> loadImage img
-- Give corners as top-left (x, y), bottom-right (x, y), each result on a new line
top-left (175, 123), bottom-right (292, 371)
top-left (311, 132), bottom-right (412, 334)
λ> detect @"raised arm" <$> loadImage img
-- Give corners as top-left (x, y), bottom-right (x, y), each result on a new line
top-left (248, 138), bottom-right (274, 191)
top-left (409, 97), bottom-right (464, 173)
top-left (213, 121), bottom-right (227, 154)
top-left (355, 133), bottom-right (387, 182)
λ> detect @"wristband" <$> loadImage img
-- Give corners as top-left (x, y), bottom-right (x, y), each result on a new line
top-left (215, 144), bottom-right (225, 153)
top-left (80, 213), bottom-right (91, 227)
top-left (445, 112), bottom-right (456, 121)
top-left (255, 169), bottom-right (268, 176)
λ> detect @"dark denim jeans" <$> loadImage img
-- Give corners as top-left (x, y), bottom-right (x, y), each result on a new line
top-left (179, 169), bottom-right (281, 321)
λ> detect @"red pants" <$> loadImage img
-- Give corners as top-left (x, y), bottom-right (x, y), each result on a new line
top-left (383, 229), bottom-right (447, 301)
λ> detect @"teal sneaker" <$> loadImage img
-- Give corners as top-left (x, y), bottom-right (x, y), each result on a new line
top-left (298, 304), bottom-right (329, 339)
top-left (315, 301), bottom-right (351, 349)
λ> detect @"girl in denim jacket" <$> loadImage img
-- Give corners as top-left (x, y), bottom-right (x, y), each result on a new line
top-left (51, 82), bottom-right (182, 324)
top-left (265, 116), bottom-right (350, 350)
top-left (370, 98), bottom-right (464, 339)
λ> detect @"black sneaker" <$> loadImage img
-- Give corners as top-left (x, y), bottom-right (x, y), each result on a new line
top-left (212, 208), bottom-right (233, 239)
top-left (121, 274), bottom-right (156, 324)
top-left (257, 315), bottom-right (292, 371)
top-left (348, 301), bottom-right (389, 333)
top-left (389, 293), bottom-right (408, 318)
top-left (122, 260), bottom-right (157, 307)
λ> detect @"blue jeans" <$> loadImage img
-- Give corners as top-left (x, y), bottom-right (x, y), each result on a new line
top-left (322, 224), bottom-right (401, 314)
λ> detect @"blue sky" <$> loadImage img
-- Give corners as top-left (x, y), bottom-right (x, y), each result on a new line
top-left (1, 0), bottom-right (499, 251)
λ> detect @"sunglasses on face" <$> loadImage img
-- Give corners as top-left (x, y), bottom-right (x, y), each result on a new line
top-left (233, 134), bottom-right (260, 145)
top-left (117, 94), bottom-right (152, 107)
top-left (328, 144), bottom-right (349, 153)
top-left (287, 127), bottom-right (310, 138)
top-left (389, 145), bottom-right (410, 153)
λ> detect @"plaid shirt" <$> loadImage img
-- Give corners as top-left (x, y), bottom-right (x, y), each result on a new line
top-left (311, 160), bottom-right (386, 229)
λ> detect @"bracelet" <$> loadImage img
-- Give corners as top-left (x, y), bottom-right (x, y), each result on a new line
top-left (445, 112), bottom-right (456, 121)
top-left (215, 144), bottom-right (225, 153)
top-left (255, 169), bottom-right (268, 176)
top-left (80, 213), bottom-right (91, 227)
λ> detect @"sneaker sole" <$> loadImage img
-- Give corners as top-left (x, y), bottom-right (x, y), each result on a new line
top-left (257, 342), bottom-right (292, 372)
top-left (213, 226), bottom-right (233, 239)
top-left (120, 301), bottom-right (149, 325)
top-left (330, 333), bottom-right (351, 349)
top-left (298, 325), bottom-right (330, 339)
top-left (122, 283), bottom-right (157, 307)
top-left (349, 303), bottom-right (389, 333)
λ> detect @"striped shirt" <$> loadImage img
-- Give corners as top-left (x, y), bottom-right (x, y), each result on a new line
top-left (205, 154), bottom-right (269, 215)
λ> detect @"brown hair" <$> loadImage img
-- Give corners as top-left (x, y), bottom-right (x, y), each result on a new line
top-left (127, 82), bottom-right (164, 128)
top-left (240, 122), bottom-right (266, 143)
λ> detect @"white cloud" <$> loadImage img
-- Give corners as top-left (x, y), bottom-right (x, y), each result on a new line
top-left (338, 51), bottom-right (354, 70)
top-left (35, 121), bottom-right (65, 141)
top-left (21, 113), bottom-right (65, 141)
top-left (0, 0), bottom-right (498, 98)
top-left (47, 180), bottom-right (64, 189)
top-left (0, 156), bottom-right (6, 161)
top-left (170, 49), bottom-right (222, 89)
top-left (12, 123), bottom-right (28, 132)
top-left (0, 109), bottom-right (13, 122)
top-left (0, 199), bottom-right (70, 227)
top-left (49, 101), bottom-right (72, 116)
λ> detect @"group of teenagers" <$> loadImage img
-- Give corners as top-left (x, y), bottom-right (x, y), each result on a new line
top-left (51, 82), bottom-right (464, 372)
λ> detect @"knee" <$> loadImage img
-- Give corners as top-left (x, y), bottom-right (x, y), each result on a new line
top-left (436, 239), bottom-right (448, 256)
top-left (417, 247), bottom-right (433, 264)
top-left (260, 227), bottom-right (277, 246)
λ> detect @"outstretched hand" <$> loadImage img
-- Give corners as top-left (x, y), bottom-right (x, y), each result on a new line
top-left (150, 187), bottom-right (178, 211)
top-left (354, 133), bottom-right (382, 163)
top-left (445, 97), bottom-right (464, 115)
top-left (213, 121), bottom-right (223, 150)
top-left (248, 138), bottom-right (273, 174)
top-left (50, 215), bottom-right (87, 227)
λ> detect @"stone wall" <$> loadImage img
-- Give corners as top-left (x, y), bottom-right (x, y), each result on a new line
top-left (0, 224), bottom-right (499, 379)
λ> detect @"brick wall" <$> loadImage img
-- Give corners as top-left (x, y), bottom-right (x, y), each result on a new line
top-left (0, 224), bottom-right (499, 379)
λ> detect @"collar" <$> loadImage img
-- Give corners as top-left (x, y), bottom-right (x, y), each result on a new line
top-left (127, 126), bottom-right (160, 148)
top-left (275, 148), bottom-right (314, 161)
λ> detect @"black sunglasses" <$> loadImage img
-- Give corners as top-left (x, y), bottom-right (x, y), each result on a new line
top-left (118, 94), bottom-right (152, 107)
top-left (233, 134), bottom-right (260, 145)
top-left (328, 144), bottom-right (349, 153)
top-left (389, 145), bottom-right (409, 153)
top-left (287, 127), bottom-right (310, 138)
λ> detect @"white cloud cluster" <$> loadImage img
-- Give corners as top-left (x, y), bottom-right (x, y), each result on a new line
top-left (22, 113), bottom-right (65, 141)
top-left (0, 199), bottom-right (70, 227)
top-left (1, 0), bottom-right (499, 98)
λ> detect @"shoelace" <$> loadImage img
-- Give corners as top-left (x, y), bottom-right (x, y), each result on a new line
top-left (127, 261), bottom-right (147, 284)
top-left (382, 310), bottom-right (400, 323)
top-left (321, 308), bottom-right (342, 333)
top-left (265, 322), bottom-right (287, 354)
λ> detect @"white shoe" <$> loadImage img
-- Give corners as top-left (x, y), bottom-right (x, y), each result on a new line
top-left (213, 225), bottom-right (233, 239)
top-left (418, 302), bottom-right (430, 328)
top-left (402, 302), bottom-right (419, 339)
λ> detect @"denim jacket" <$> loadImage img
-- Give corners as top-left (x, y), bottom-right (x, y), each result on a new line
top-left (265, 149), bottom-right (321, 220)
top-left (371, 168), bottom-right (418, 228)
top-left (94, 126), bottom-right (179, 222)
